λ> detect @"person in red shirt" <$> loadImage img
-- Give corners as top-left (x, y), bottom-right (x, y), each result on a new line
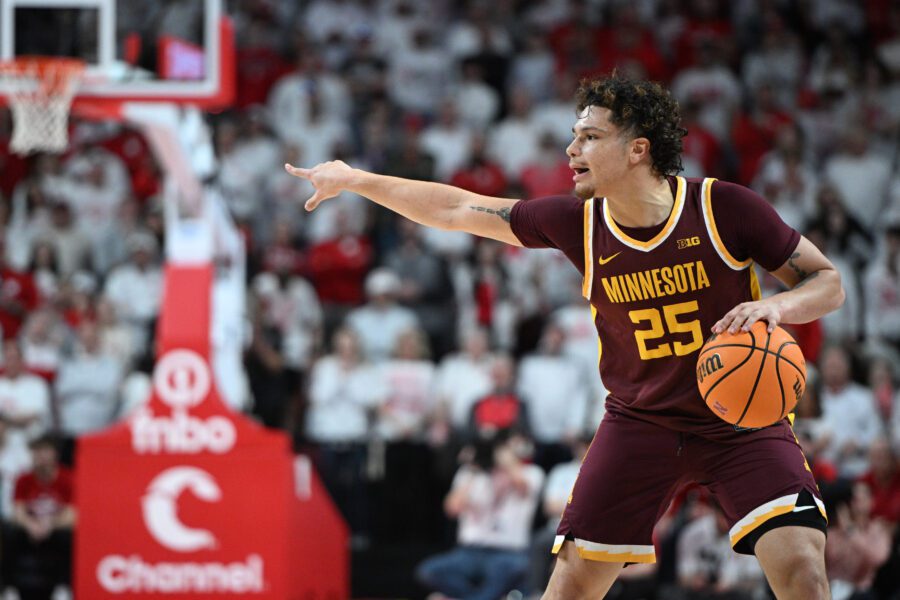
top-left (468, 355), bottom-right (529, 440)
top-left (2, 435), bottom-right (75, 597)
top-left (0, 239), bottom-right (39, 340)
top-left (859, 438), bottom-right (900, 524)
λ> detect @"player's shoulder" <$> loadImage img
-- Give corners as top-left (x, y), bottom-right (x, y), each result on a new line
top-left (681, 176), bottom-right (765, 207)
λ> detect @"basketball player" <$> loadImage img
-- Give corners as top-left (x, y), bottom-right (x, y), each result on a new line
top-left (285, 75), bottom-right (843, 599)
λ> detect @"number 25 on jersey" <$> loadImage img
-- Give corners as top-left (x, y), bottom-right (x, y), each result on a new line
top-left (629, 300), bottom-right (703, 360)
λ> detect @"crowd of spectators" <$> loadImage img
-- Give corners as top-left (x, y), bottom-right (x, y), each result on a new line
top-left (0, 0), bottom-right (899, 598)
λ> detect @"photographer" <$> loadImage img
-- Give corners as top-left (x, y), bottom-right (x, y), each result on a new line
top-left (417, 429), bottom-right (544, 600)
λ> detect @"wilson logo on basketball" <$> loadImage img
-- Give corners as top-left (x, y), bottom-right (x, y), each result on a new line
top-left (696, 353), bottom-right (724, 384)
top-left (677, 236), bottom-right (701, 249)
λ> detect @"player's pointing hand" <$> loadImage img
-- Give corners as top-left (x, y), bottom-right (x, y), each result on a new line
top-left (284, 160), bottom-right (354, 211)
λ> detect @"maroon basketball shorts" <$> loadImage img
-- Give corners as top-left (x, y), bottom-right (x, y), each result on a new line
top-left (552, 410), bottom-right (826, 563)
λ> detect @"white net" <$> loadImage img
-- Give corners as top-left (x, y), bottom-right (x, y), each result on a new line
top-left (0, 58), bottom-right (84, 155)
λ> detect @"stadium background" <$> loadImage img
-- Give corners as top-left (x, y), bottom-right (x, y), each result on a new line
top-left (0, 0), bottom-right (899, 598)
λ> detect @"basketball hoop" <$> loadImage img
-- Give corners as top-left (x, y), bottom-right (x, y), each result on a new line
top-left (0, 56), bottom-right (84, 155)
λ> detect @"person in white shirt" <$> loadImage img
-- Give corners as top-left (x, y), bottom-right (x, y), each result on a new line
top-left (864, 224), bottom-right (900, 350)
top-left (819, 345), bottom-right (883, 477)
top-left (0, 340), bottom-right (51, 454)
top-left (671, 39), bottom-right (742, 141)
top-left (526, 434), bottom-right (592, 595)
top-left (0, 418), bottom-right (31, 520)
top-left (305, 327), bottom-right (381, 538)
top-left (419, 100), bottom-right (474, 182)
top-left (371, 327), bottom-right (438, 542)
top-left (345, 268), bottom-right (420, 363)
top-left (517, 323), bottom-right (589, 471)
top-left (102, 231), bottom-right (163, 352)
top-left (677, 503), bottom-right (766, 598)
top-left (435, 327), bottom-right (494, 433)
top-left (417, 430), bottom-right (544, 600)
top-left (824, 128), bottom-right (893, 232)
top-left (54, 321), bottom-right (124, 439)
top-left (487, 89), bottom-right (542, 180)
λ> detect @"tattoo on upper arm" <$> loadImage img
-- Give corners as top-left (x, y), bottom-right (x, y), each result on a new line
top-left (788, 251), bottom-right (818, 288)
top-left (469, 206), bottom-right (512, 223)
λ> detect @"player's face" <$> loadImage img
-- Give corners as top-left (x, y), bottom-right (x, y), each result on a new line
top-left (566, 106), bottom-right (631, 200)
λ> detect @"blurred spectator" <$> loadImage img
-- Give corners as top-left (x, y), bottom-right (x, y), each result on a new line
top-left (54, 321), bottom-right (125, 444)
top-left (675, 501), bottom-right (766, 600)
top-left (526, 433), bottom-right (592, 595)
top-left (416, 430), bottom-right (543, 600)
top-left (819, 345), bottom-right (882, 478)
top-left (307, 208), bottom-right (374, 333)
top-left (90, 197), bottom-right (143, 276)
top-left (27, 241), bottom-right (60, 303)
top-left (292, 88), bottom-right (351, 169)
top-left (252, 268), bottom-right (321, 375)
top-left (793, 370), bottom-right (839, 484)
top-left (519, 131), bottom-right (573, 199)
top-left (806, 185), bottom-right (873, 271)
top-left (1, 435), bottom-right (74, 599)
top-left (419, 100), bottom-right (474, 182)
top-left (824, 127), bottom-right (893, 232)
top-left (445, 1), bottom-right (513, 60)
top-left (742, 14), bottom-right (804, 109)
top-left (729, 83), bottom-right (793, 185)
top-left (753, 125), bottom-right (817, 232)
top-left (0, 340), bottom-right (51, 453)
top-left (805, 226), bottom-right (860, 343)
top-left (387, 27), bottom-right (452, 119)
top-left (234, 16), bottom-right (291, 109)
top-left (384, 219), bottom-right (456, 358)
top-left (671, 38), bottom-right (742, 141)
top-left (245, 295), bottom-right (292, 430)
top-left (859, 438), bottom-right (900, 525)
top-left (346, 268), bottom-right (420, 363)
top-left (825, 480), bottom-right (892, 599)
top-left (449, 134), bottom-right (508, 198)
top-left (58, 145), bottom-right (129, 232)
top-left (0, 239), bottom-right (39, 340)
top-left (19, 307), bottom-right (68, 382)
top-left (455, 61), bottom-right (500, 131)
top-left (507, 29), bottom-right (555, 104)
top-left (468, 354), bottom-right (528, 439)
top-left (372, 328), bottom-right (438, 541)
top-left (44, 201), bottom-right (91, 277)
top-left (517, 322), bottom-right (587, 471)
top-left (0, 418), bottom-right (30, 520)
top-left (864, 223), bottom-right (900, 351)
top-left (95, 297), bottom-right (137, 368)
top-left (103, 231), bottom-right (162, 351)
top-left (435, 327), bottom-right (493, 432)
top-left (305, 328), bottom-right (380, 537)
top-left (487, 88), bottom-right (541, 180)
top-left (268, 51), bottom-right (351, 142)
top-left (530, 73), bottom-right (578, 148)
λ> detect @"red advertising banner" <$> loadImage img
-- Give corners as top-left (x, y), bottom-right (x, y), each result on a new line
top-left (75, 265), bottom-right (348, 599)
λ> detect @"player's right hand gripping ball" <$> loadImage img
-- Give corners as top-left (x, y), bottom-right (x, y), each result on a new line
top-left (696, 321), bottom-right (806, 428)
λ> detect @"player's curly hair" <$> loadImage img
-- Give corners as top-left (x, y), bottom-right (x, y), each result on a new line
top-left (575, 74), bottom-right (686, 177)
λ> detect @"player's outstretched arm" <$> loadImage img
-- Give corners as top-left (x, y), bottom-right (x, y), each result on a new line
top-left (285, 161), bottom-right (523, 246)
top-left (712, 235), bottom-right (845, 334)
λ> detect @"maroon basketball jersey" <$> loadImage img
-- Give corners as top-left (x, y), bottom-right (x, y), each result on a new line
top-left (581, 176), bottom-right (773, 437)
top-left (510, 176), bottom-right (800, 438)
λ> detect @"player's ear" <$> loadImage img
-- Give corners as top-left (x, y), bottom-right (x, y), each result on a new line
top-left (629, 137), bottom-right (651, 166)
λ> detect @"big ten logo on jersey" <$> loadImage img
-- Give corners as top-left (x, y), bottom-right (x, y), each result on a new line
top-left (130, 350), bottom-right (237, 454)
top-left (677, 236), bottom-right (701, 249)
top-left (696, 353), bottom-right (723, 384)
top-left (97, 466), bottom-right (265, 594)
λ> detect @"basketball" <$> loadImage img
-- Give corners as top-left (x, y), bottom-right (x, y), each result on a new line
top-left (696, 322), bottom-right (806, 428)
